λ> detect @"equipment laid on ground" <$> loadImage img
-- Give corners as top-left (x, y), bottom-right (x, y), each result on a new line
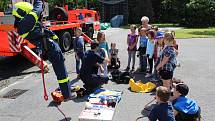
top-left (111, 70), bottom-right (133, 84)
top-left (0, 0), bottom-right (100, 71)
top-left (79, 89), bottom-right (122, 121)
top-left (129, 79), bottom-right (156, 93)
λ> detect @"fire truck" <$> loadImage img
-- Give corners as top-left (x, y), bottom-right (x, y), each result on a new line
top-left (0, 0), bottom-right (100, 71)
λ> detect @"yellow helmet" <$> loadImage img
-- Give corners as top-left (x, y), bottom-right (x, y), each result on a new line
top-left (12, 2), bottom-right (33, 19)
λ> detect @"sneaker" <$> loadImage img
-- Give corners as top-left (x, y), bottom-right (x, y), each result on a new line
top-left (131, 67), bottom-right (135, 72)
top-left (64, 92), bottom-right (77, 102)
top-left (77, 74), bottom-right (81, 79)
top-left (145, 73), bottom-right (152, 78)
top-left (125, 66), bottom-right (130, 71)
top-left (71, 85), bottom-right (81, 92)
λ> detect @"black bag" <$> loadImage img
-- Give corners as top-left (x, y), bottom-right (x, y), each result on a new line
top-left (111, 70), bottom-right (133, 84)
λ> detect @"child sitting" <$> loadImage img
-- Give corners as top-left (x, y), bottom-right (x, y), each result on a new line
top-left (171, 83), bottom-right (200, 121)
top-left (108, 43), bottom-right (120, 69)
top-left (148, 86), bottom-right (176, 121)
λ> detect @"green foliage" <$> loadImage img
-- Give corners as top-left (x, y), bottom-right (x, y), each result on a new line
top-left (0, 0), bottom-right (10, 12)
top-left (175, 28), bottom-right (215, 38)
top-left (159, 0), bottom-right (188, 23)
top-left (184, 0), bottom-right (215, 27)
top-left (157, 0), bottom-right (215, 27)
top-left (128, 0), bottom-right (154, 24)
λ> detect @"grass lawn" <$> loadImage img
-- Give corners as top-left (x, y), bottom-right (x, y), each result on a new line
top-left (120, 23), bottom-right (215, 38)
top-left (175, 28), bottom-right (215, 39)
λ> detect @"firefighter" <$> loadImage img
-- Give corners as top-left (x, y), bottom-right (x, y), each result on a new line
top-left (12, 0), bottom-right (75, 100)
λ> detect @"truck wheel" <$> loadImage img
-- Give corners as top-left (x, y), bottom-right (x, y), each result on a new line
top-left (59, 32), bottom-right (71, 52)
top-left (50, 7), bottom-right (68, 21)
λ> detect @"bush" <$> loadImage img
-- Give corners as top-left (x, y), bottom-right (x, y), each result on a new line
top-left (128, 0), bottom-right (154, 24)
top-left (159, 0), bottom-right (188, 24)
top-left (183, 0), bottom-right (215, 27)
top-left (0, 0), bottom-right (10, 12)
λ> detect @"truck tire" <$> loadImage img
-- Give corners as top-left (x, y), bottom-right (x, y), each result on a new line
top-left (50, 7), bottom-right (68, 21)
top-left (59, 32), bottom-right (71, 52)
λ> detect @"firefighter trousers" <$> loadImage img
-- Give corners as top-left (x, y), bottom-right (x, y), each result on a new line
top-left (43, 38), bottom-right (71, 99)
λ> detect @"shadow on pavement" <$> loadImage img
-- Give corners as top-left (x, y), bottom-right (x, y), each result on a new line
top-left (59, 117), bottom-right (71, 121)
top-left (0, 55), bottom-right (36, 81)
top-left (48, 101), bottom-right (58, 107)
top-left (141, 104), bottom-right (156, 117)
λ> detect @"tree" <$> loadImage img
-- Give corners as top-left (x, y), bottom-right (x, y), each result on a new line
top-left (184, 0), bottom-right (215, 27)
top-left (0, 0), bottom-right (11, 12)
top-left (128, 0), bottom-right (154, 24)
top-left (151, 0), bottom-right (163, 22)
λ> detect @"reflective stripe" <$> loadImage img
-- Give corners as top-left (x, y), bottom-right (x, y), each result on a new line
top-left (20, 32), bottom-right (29, 38)
top-left (12, 2), bottom-right (33, 18)
top-left (58, 77), bottom-right (70, 84)
top-left (19, 12), bottom-right (38, 39)
top-left (52, 35), bottom-right (59, 40)
top-left (29, 12), bottom-right (38, 22)
top-left (12, 10), bottom-right (24, 19)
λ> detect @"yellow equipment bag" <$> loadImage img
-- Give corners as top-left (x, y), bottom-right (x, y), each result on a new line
top-left (129, 79), bottom-right (156, 93)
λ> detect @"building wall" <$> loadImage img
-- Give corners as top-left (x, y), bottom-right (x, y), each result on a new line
top-left (99, 0), bottom-right (128, 24)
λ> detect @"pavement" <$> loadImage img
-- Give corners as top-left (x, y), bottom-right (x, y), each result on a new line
top-left (0, 28), bottom-right (215, 121)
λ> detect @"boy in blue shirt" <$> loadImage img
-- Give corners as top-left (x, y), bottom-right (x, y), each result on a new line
top-left (171, 83), bottom-right (200, 121)
top-left (148, 86), bottom-right (176, 121)
top-left (73, 27), bottom-right (85, 78)
top-left (138, 28), bottom-right (148, 72)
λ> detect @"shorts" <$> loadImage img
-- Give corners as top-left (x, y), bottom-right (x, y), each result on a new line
top-left (159, 70), bottom-right (173, 80)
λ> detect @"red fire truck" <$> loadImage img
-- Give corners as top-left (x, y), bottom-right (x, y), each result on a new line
top-left (0, 0), bottom-right (100, 71)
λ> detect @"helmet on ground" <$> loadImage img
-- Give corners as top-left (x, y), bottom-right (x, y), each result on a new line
top-left (12, 2), bottom-right (33, 18)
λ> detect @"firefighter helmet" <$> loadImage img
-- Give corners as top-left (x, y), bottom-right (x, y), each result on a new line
top-left (12, 2), bottom-right (33, 18)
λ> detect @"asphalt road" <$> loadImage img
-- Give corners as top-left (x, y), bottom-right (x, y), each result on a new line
top-left (0, 28), bottom-right (214, 121)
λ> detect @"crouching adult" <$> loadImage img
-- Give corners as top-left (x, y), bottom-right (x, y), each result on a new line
top-left (80, 42), bottom-right (109, 95)
top-left (171, 83), bottom-right (201, 121)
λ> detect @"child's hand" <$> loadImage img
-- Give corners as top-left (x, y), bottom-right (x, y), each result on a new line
top-left (100, 65), bottom-right (104, 73)
top-left (156, 65), bottom-right (162, 72)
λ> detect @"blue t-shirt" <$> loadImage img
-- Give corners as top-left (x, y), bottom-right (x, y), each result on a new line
top-left (148, 103), bottom-right (175, 121)
top-left (146, 40), bottom-right (155, 58)
top-left (173, 96), bottom-right (199, 115)
top-left (99, 41), bottom-right (109, 54)
top-left (139, 36), bottom-right (148, 47)
top-left (74, 36), bottom-right (85, 58)
top-left (160, 46), bottom-right (177, 71)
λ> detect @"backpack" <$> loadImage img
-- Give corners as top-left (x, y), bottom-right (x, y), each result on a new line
top-left (111, 70), bottom-right (133, 84)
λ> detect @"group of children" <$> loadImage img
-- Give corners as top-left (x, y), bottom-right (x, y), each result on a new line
top-left (73, 16), bottom-right (200, 121)
top-left (126, 23), bottom-right (179, 91)
top-left (73, 27), bottom-right (120, 79)
top-left (135, 16), bottom-right (200, 121)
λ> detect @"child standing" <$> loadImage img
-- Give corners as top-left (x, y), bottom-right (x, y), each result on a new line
top-left (138, 28), bottom-right (148, 72)
top-left (108, 43), bottom-right (120, 69)
top-left (73, 27), bottom-right (85, 78)
top-left (148, 86), bottom-right (175, 121)
top-left (152, 35), bottom-right (164, 81)
top-left (156, 32), bottom-right (177, 90)
top-left (146, 30), bottom-right (156, 77)
top-left (97, 32), bottom-right (109, 77)
top-left (126, 24), bottom-right (138, 71)
top-left (97, 31), bottom-right (109, 54)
